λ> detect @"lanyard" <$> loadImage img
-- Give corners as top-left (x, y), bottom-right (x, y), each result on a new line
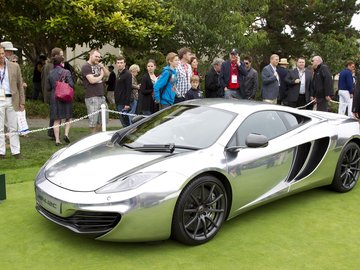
top-left (0, 63), bottom-right (6, 86)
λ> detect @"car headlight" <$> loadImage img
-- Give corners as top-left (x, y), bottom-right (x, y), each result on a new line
top-left (96, 172), bottom-right (164, 194)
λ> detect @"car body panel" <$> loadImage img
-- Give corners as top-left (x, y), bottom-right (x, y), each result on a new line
top-left (34, 99), bottom-right (360, 242)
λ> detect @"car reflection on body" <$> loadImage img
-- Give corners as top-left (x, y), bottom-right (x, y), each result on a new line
top-left (35, 99), bottom-right (360, 245)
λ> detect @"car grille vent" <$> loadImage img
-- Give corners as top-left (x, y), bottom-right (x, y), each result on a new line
top-left (66, 211), bottom-right (121, 232)
top-left (37, 206), bottom-right (121, 236)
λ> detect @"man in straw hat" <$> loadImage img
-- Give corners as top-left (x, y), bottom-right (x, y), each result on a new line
top-left (277, 57), bottom-right (290, 105)
top-left (0, 41), bottom-right (18, 60)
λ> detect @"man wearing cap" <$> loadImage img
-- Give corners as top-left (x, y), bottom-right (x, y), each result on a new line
top-left (0, 45), bottom-right (25, 159)
top-left (261, 54), bottom-right (280, 104)
top-left (219, 48), bottom-right (247, 99)
top-left (0, 41), bottom-right (17, 60)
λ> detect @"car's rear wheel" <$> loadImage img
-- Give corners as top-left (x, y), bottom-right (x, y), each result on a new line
top-left (331, 142), bottom-right (360, 192)
top-left (172, 175), bottom-right (228, 245)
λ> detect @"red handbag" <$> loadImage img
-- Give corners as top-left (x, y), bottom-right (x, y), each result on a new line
top-left (55, 71), bottom-right (74, 103)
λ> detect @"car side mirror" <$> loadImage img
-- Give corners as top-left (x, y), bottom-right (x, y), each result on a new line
top-left (245, 133), bottom-right (268, 148)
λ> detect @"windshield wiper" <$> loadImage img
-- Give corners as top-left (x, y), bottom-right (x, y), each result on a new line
top-left (123, 143), bottom-right (200, 153)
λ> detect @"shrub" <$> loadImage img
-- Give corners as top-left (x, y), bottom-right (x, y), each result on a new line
top-left (25, 100), bottom-right (49, 118)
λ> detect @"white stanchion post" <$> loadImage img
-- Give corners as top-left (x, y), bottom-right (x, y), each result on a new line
top-left (101, 104), bottom-right (106, 132)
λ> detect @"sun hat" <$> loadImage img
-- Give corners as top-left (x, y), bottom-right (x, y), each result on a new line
top-left (278, 58), bottom-right (289, 65)
top-left (1, 41), bottom-right (18, 51)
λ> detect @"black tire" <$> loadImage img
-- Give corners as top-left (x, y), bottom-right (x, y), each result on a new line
top-left (330, 142), bottom-right (360, 192)
top-left (172, 175), bottom-right (228, 245)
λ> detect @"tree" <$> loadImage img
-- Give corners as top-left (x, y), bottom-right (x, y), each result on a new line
top-left (0, 0), bottom-right (172, 63)
top-left (306, 32), bottom-right (360, 74)
top-left (258, 0), bottom-right (360, 65)
top-left (157, 0), bottom-right (269, 63)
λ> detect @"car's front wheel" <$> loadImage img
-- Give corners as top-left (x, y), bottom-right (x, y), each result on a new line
top-left (172, 175), bottom-right (228, 245)
top-left (331, 142), bottom-right (360, 192)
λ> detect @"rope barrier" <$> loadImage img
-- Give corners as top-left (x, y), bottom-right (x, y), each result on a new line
top-left (0, 108), bottom-right (150, 137)
top-left (295, 99), bottom-right (316, 109)
top-left (0, 99), bottom-right (354, 137)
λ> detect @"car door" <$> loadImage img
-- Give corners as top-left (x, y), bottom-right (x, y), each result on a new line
top-left (226, 110), bottom-right (303, 214)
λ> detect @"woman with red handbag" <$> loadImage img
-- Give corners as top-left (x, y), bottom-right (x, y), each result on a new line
top-left (47, 50), bottom-right (74, 146)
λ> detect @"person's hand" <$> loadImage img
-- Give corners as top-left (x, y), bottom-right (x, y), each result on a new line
top-left (236, 56), bottom-right (240, 65)
top-left (294, 79), bottom-right (300, 84)
top-left (351, 93), bottom-right (354, 98)
top-left (224, 87), bottom-right (228, 92)
top-left (98, 63), bottom-right (105, 69)
top-left (353, 112), bottom-right (359, 119)
top-left (124, 105), bottom-right (130, 110)
top-left (325, 96), bottom-right (331, 101)
top-left (19, 104), bottom-right (25, 111)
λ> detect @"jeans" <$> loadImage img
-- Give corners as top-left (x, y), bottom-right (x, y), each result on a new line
top-left (128, 99), bottom-right (138, 125)
top-left (117, 104), bottom-right (130, 127)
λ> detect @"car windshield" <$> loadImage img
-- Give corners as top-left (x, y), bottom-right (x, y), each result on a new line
top-left (119, 105), bottom-right (236, 149)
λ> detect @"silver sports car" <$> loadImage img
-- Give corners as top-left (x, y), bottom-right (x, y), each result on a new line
top-left (35, 99), bottom-right (360, 245)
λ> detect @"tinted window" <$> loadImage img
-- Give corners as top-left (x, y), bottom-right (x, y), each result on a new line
top-left (121, 105), bottom-right (236, 148)
top-left (234, 111), bottom-right (287, 146)
top-left (277, 111), bottom-right (310, 129)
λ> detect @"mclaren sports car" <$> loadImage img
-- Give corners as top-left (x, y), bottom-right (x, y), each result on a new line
top-left (35, 99), bottom-right (360, 245)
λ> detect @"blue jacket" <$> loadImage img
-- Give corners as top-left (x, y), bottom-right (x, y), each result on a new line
top-left (338, 68), bottom-right (354, 93)
top-left (154, 66), bottom-right (177, 105)
top-left (261, 64), bottom-right (279, 99)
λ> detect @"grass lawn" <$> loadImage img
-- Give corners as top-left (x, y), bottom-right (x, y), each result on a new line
top-left (1, 128), bottom-right (360, 269)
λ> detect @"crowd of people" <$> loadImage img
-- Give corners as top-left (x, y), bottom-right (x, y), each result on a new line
top-left (0, 42), bottom-right (359, 159)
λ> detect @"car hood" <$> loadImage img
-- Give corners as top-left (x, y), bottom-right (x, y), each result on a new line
top-left (45, 138), bottom-right (170, 192)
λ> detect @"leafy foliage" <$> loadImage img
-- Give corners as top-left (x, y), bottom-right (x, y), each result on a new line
top-left (0, 0), bottom-right (172, 63)
top-left (157, 0), bottom-right (269, 61)
top-left (258, 0), bottom-right (360, 70)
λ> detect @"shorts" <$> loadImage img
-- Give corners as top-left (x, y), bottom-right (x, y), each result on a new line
top-left (85, 96), bottom-right (108, 128)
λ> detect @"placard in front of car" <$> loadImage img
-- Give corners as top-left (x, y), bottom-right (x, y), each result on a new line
top-left (36, 188), bottom-right (61, 215)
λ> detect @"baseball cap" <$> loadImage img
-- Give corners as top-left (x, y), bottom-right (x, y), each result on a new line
top-left (230, 48), bottom-right (239, 55)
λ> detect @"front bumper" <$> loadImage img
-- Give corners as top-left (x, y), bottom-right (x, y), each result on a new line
top-left (35, 172), bottom-right (186, 242)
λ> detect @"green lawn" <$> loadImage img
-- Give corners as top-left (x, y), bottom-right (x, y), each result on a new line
top-left (1, 129), bottom-right (360, 269)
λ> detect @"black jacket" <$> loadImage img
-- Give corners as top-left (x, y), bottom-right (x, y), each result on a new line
top-left (312, 64), bottom-right (333, 98)
top-left (284, 68), bottom-right (312, 102)
top-left (138, 72), bottom-right (155, 113)
top-left (114, 68), bottom-right (132, 106)
top-left (277, 66), bottom-right (289, 101)
top-left (243, 68), bottom-right (258, 99)
top-left (106, 71), bottom-right (116, 91)
top-left (185, 88), bottom-right (202, 100)
top-left (205, 67), bottom-right (222, 98)
top-left (352, 72), bottom-right (360, 113)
